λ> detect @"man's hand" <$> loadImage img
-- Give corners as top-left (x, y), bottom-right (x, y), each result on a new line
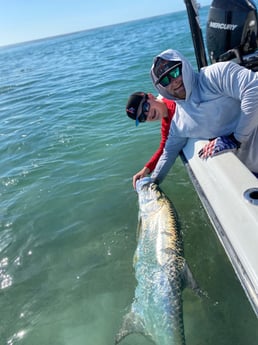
top-left (133, 167), bottom-right (150, 189)
top-left (198, 135), bottom-right (241, 159)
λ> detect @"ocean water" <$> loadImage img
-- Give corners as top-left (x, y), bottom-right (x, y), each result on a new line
top-left (0, 6), bottom-right (257, 345)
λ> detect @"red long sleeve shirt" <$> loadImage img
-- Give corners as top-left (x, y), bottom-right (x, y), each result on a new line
top-left (145, 98), bottom-right (176, 172)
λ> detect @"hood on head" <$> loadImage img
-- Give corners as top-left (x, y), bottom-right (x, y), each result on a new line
top-left (150, 49), bottom-right (196, 101)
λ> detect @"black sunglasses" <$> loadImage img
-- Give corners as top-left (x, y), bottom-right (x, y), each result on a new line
top-left (136, 96), bottom-right (150, 126)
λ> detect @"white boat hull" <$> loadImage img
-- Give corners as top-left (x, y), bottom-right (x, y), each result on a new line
top-left (181, 138), bottom-right (258, 317)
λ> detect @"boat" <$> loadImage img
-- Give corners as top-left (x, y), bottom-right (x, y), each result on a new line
top-left (182, 0), bottom-right (258, 317)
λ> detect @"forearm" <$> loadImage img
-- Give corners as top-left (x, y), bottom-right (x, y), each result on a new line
top-left (151, 137), bottom-right (187, 184)
top-left (151, 153), bottom-right (177, 184)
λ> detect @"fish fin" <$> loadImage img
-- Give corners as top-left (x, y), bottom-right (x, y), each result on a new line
top-left (136, 216), bottom-right (142, 239)
top-left (182, 262), bottom-right (204, 297)
top-left (115, 310), bottom-right (146, 344)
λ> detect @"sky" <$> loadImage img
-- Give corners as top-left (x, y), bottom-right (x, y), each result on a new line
top-left (0, 0), bottom-right (211, 47)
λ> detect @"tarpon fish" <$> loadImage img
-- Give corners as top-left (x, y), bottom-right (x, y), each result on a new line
top-left (115, 177), bottom-right (200, 345)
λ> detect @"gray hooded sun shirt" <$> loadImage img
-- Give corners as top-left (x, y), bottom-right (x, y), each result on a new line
top-left (150, 49), bottom-right (258, 183)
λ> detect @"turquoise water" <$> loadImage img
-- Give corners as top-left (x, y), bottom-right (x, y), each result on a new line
top-left (0, 6), bottom-right (257, 345)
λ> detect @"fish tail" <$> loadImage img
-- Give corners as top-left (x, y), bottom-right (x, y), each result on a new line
top-left (115, 310), bottom-right (146, 344)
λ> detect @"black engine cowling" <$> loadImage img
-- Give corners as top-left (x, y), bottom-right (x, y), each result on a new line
top-left (206, 0), bottom-right (258, 70)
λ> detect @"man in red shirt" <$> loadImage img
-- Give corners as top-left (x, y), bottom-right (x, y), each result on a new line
top-left (125, 92), bottom-right (176, 188)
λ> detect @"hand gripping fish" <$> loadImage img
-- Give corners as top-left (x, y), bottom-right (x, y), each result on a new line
top-left (115, 177), bottom-right (201, 345)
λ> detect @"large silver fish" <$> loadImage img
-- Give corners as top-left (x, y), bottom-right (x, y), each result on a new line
top-left (115, 177), bottom-right (200, 345)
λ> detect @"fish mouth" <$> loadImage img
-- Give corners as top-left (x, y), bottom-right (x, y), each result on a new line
top-left (135, 177), bottom-right (154, 193)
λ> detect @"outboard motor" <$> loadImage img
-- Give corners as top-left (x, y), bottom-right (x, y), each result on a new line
top-left (206, 0), bottom-right (258, 71)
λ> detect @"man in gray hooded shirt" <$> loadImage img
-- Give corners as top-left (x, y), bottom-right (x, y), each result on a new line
top-left (150, 48), bottom-right (258, 183)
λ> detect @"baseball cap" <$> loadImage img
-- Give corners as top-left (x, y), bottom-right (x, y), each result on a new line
top-left (126, 92), bottom-right (147, 125)
top-left (153, 57), bottom-right (181, 85)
